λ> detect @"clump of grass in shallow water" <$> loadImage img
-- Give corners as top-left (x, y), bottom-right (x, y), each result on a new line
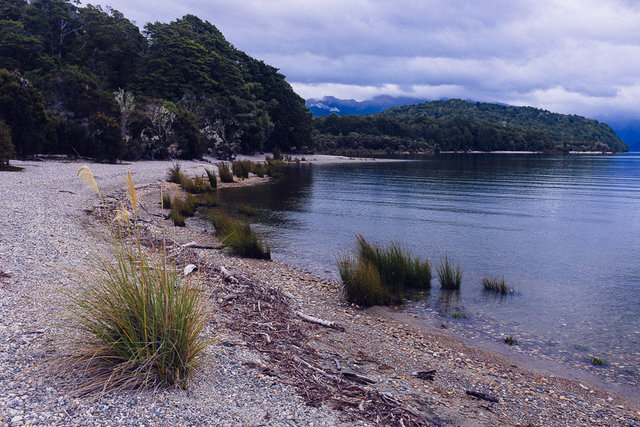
top-left (504, 335), bottom-right (518, 346)
top-left (589, 356), bottom-right (607, 366)
top-left (209, 211), bottom-right (270, 259)
top-left (437, 255), bottom-right (462, 290)
top-left (451, 312), bottom-right (467, 319)
top-left (336, 234), bottom-right (431, 307)
top-left (482, 276), bottom-right (513, 294)
top-left (69, 166), bottom-right (209, 393)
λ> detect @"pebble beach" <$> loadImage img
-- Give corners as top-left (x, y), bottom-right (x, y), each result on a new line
top-left (1, 159), bottom-right (639, 426)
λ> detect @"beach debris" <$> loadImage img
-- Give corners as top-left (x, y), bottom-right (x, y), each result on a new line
top-left (295, 310), bottom-right (345, 331)
top-left (466, 390), bottom-right (499, 403)
top-left (183, 264), bottom-right (197, 276)
top-left (341, 372), bottom-right (375, 385)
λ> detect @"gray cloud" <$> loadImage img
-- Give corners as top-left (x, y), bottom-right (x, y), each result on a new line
top-left (92, 0), bottom-right (640, 122)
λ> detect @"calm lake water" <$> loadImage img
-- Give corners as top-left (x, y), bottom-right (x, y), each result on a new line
top-left (217, 153), bottom-right (640, 391)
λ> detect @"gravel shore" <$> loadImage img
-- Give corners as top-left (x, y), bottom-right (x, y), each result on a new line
top-left (1, 159), bottom-right (639, 426)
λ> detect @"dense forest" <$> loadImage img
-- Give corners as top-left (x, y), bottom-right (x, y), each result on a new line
top-left (0, 0), bottom-right (311, 162)
top-left (313, 99), bottom-right (628, 155)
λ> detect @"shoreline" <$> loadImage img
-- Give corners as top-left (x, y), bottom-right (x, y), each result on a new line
top-left (1, 159), bottom-right (639, 425)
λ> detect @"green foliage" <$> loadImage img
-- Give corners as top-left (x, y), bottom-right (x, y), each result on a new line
top-left (437, 256), bottom-right (462, 290)
top-left (237, 203), bottom-right (256, 216)
top-left (1, 4), bottom-right (313, 159)
top-left (209, 211), bottom-right (270, 259)
top-left (0, 69), bottom-right (48, 156)
top-left (169, 209), bottom-right (185, 227)
top-left (205, 168), bottom-right (217, 188)
top-left (0, 120), bottom-right (15, 166)
top-left (71, 168), bottom-right (209, 391)
top-left (336, 235), bottom-right (431, 307)
top-left (482, 276), bottom-right (513, 294)
top-left (218, 162), bottom-right (233, 182)
top-left (451, 312), bottom-right (467, 319)
top-left (251, 162), bottom-right (266, 178)
top-left (197, 192), bottom-right (220, 207)
top-left (89, 112), bottom-right (123, 162)
top-left (589, 356), bottom-right (607, 366)
top-left (312, 99), bottom-right (627, 154)
top-left (179, 174), bottom-right (211, 194)
top-left (171, 195), bottom-right (197, 217)
top-left (504, 335), bottom-right (518, 346)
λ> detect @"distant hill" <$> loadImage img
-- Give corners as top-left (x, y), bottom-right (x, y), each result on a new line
top-left (306, 96), bottom-right (425, 116)
top-left (312, 99), bottom-right (628, 154)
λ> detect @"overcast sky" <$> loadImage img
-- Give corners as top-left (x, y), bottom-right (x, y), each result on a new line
top-left (90, 0), bottom-right (640, 126)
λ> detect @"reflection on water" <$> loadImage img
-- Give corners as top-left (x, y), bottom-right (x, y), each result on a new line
top-left (217, 153), bottom-right (640, 389)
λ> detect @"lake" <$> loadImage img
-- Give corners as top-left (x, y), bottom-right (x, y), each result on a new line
top-left (216, 153), bottom-right (640, 391)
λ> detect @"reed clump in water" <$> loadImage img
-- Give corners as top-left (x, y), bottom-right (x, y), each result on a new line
top-left (209, 211), bottom-right (270, 260)
top-left (437, 255), bottom-right (462, 290)
top-left (336, 234), bottom-right (431, 307)
top-left (482, 276), bottom-right (513, 294)
top-left (69, 166), bottom-right (209, 393)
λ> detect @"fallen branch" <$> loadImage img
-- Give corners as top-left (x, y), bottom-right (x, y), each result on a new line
top-left (341, 372), bottom-right (375, 385)
top-left (295, 311), bottom-right (345, 332)
top-left (219, 266), bottom-right (239, 284)
top-left (466, 390), bottom-right (499, 403)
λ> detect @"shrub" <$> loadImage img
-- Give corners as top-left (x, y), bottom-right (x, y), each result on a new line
top-left (482, 276), bottom-right (513, 294)
top-left (209, 211), bottom-right (270, 259)
top-left (336, 235), bottom-right (431, 307)
top-left (232, 160), bottom-right (252, 179)
top-left (218, 162), bottom-right (233, 183)
top-left (437, 255), bottom-right (462, 289)
top-left (167, 163), bottom-right (184, 184)
top-left (71, 167), bottom-right (209, 391)
top-left (237, 203), bottom-right (256, 216)
top-left (205, 168), bottom-right (217, 189)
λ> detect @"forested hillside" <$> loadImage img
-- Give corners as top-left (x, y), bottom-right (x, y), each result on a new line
top-left (0, 0), bottom-right (311, 161)
top-left (313, 99), bottom-right (627, 155)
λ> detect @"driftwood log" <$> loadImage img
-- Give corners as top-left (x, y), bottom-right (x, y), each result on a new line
top-left (295, 311), bottom-right (345, 331)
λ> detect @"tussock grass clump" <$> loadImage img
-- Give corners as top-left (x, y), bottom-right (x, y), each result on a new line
top-left (167, 163), bottom-right (184, 184)
top-left (218, 162), bottom-right (233, 183)
top-left (237, 203), bottom-right (256, 216)
top-left (437, 255), bottom-right (462, 289)
top-left (162, 193), bottom-right (172, 209)
top-left (251, 163), bottom-right (266, 178)
top-left (482, 276), bottom-right (513, 294)
top-left (205, 168), bottom-right (217, 189)
top-left (336, 234), bottom-right (431, 307)
top-left (232, 160), bottom-right (253, 179)
top-left (179, 174), bottom-right (211, 193)
top-left (209, 211), bottom-right (270, 259)
top-left (337, 255), bottom-right (390, 306)
top-left (265, 158), bottom-right (285, 178)
top-left (71, 166), bottom-right (209, 392)
top-left (589, 356), bottom-right (607, 366)
top-left (170, 209), bottom-right (186, 226)
top-left (504, 335), bottom-right (518, 346)
top-left (451, 312), bottom-right (467, 319)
